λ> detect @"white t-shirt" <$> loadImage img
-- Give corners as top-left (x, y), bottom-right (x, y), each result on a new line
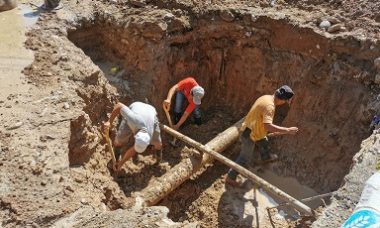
top-left (120, 102), bottom-right (157, 151)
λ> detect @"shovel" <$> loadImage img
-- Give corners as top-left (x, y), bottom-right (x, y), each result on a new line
top-left (103, 124), bottom-right (117, 170)
top-left (162, 103), bottom-right (178, 147)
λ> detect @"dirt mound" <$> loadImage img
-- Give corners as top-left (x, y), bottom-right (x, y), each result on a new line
top-left (0, 0), bottom-right (17, 12)
top-left (52, 205), bottom-right (197, 227)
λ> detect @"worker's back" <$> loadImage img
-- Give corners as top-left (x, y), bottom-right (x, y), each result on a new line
top-left (243, 95), bottom-right (275, 141)
top-left (120, 102), bottom-right (157, 137)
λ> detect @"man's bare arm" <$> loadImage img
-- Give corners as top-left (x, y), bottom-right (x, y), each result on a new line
top-left (115, 146), bottom-right (136, 170)
top-left (104, 102), bottom-right (124, 129)
top-left (163, 84), bottom-right (179, 111)
top-left (173, 111), bottom-right (190, 130)
top-left (264, 123), bottom-right (298, 135)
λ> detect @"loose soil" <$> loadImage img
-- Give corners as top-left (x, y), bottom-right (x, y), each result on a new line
top-left (1, 0), bottom-right (380, 227)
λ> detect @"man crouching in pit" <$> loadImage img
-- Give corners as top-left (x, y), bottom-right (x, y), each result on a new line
top-left (104, 102), bottom-right (162, 171)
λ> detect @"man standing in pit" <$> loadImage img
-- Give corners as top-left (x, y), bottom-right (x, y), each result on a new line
top-left (163, 77), bottom-right (205, 130)
top-left (225, 85), bottom-right (299, 186)
top-left (104, 101), bottom-right (162, 171)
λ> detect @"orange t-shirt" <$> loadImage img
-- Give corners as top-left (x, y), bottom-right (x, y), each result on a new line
top-left (177, 77), bottom-right (198, 114)
top-left (241, 95), bottom-right (275, 141)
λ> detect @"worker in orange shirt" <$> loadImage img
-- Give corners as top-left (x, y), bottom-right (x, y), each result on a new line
top-left (163, 77), bottom-right (205, 130)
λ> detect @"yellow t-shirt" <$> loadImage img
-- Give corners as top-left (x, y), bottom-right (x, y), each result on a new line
top-left (241, 95), bottom-right (275, 141)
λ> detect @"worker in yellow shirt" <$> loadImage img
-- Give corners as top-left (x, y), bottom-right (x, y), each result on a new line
top-left (226, 85), bottom-right (299, 187)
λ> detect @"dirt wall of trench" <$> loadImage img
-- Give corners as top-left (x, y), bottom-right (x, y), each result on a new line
top-left (68, 12), bottom-right (379, 194)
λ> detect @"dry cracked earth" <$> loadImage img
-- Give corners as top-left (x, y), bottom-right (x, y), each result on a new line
top-left (1, 0), bottom-right (380, 227)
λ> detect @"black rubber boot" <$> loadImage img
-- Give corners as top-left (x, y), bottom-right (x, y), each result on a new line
top-left (194, 117), bottom-right (202, 125)
top-left (173, 112), bottom-right (182, 124)
top-left (114, 147), bottom-right (123, 161)
top-left (260, 152), bottom-right (278, 163)
top-left (260, 150), bottom-right (269, 161)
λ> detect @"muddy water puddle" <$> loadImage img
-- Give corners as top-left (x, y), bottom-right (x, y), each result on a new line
top-left (0, 4), bottom-right (38, 100)
top-left (255, 168), bottom-right (321, 208)
top-left (221, 167), bottom-right (320, 226)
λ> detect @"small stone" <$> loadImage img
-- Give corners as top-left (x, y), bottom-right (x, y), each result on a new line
top-left (7, 122), bottom-right (23, 130)
top-left (74, 177), bottom-right (83, 183)
top-left (39, 108), bottom-right (48, 117)
top-left (220, 10), bottom-right (234, 22)
top-left (101, 203), bottom-right (107, 211)
top-left (5, 105), bottom-right (12, 108)
top-left (325, 16), bottom-right (341, 24)
top-left (172, 9), bottom-right (182, 17)
top-left (164, 13), bottom-right (175, 19)
top-left (375, 74), bottom-right (380, 85)
top-left (30, 160), bottom-right (37, 167)
top-left (374, 57), bottom-right (380, 70)
top-left (65, 185), bottom-right (74, 192)
top-left (305, 220), bottom-right (312, 225)
top-left (80, 198), bottom-right (88, 205)
top-left (327, 24), bottom-right (342, 33)
top-left (63, 102), bottom-right (70, 109)
top-left (41, 180), bottom-right (47, 186)
top-left (37, 145), bottom-right (47, 149)
top-left (319, 20), bottom-right (331, 29)
top-left (129, 0), bottom-right (146, 7)
top-left (60, 55), bottom-right (69, 62)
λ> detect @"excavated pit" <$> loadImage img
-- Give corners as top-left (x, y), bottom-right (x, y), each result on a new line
top-left (67, 14), bottom-right (376, 226)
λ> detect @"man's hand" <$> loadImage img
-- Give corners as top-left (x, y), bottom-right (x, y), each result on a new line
top-left (112, 162), bottom-right (118, 171)
top-left (104, 121), bottom-right (111, 132)
top-left (239, 124), bottom-right (247, 133)
top-left (287, 127), bottom-right (299, 135)
top-left (172, 124), bottom-right (179, 131)
top-left (113, 161), bottom-right (121, 171)
top-left (163, 99), bottom-right (171, 111)
top-left (268, 132), bottom-right (285, 137)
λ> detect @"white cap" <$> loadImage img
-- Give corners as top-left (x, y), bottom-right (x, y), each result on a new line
top-left (191, 85), bottom-right (205, 105)
top-left (134, 131), bottom-right (150, 153)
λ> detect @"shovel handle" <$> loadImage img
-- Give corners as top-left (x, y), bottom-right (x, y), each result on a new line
top-left (162, 103), bottom-right (177, 145)
top-left (103, 127), bottom-right (116, 164)
top-left (162, 103), bottom-right (173, 127)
